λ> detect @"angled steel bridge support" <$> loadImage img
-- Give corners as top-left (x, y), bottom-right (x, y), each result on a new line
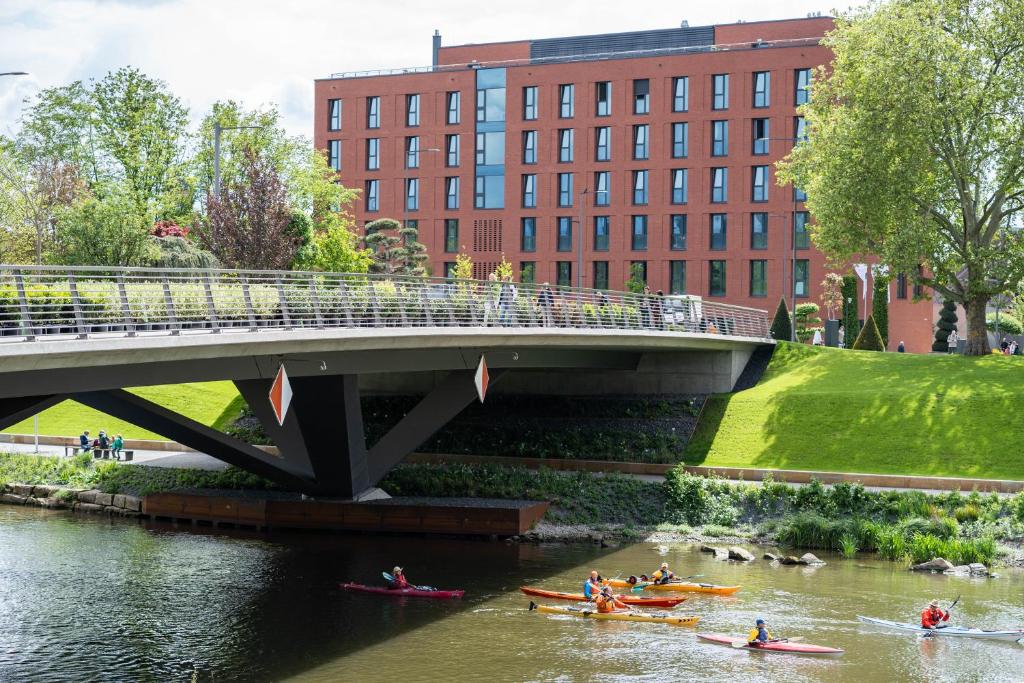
top-left (0, 395), bottom-right (67, 431)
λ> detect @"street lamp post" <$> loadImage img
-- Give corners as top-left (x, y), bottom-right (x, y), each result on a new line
top-left (575, 187), bottom-right (608, 289)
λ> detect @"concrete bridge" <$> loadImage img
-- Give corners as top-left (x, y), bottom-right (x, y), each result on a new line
top-left (0, 265), bottom-right (772, 498)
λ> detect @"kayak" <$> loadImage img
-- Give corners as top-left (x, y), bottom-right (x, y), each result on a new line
top-left (341, 582), bottom-right (464, 599)
top-left (530, 602), bottom-right (699, 627)
top-left (857, 616), bottom-right (1024, 641)
top-left (519, 587), bottom-right (687, 608)
top-left (697, 633), bottom-right (844, 657)
top-left (604, 579), bottom-right (741, 596)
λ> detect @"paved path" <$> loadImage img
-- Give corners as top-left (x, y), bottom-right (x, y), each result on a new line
top-left (1, 441), bottom-right (228, 471)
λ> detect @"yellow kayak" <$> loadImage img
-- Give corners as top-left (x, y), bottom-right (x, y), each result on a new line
top-left (604, 579), bottom-right (741, 596)
top-left (529, 602), bottom-right (699, 627)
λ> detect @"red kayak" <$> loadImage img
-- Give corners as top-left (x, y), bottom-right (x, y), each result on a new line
top-left (697, 633), bottom-right (844, 657)
top-left (341, 582), bottom-right (464, 599)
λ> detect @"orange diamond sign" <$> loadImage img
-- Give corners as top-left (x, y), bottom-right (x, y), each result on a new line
top-left (474, 355), bottom-right (489, 403)
top-left (269, 364), bottom-right (293, 426)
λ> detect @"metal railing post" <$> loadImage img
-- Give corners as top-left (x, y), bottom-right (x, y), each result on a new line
top-left (161, 274), bottom-right (179, 335)
top-left (421, 286), bottom-right (434, 326)
top-left (308, 276), bottom-right (324, 328)
top-left (12, 269), bottom-right (34, 340)
top-left (203, 271), bottom-right (219, 332)
top-left (276, 277), bottom-right (292, 327)
top-left (367, 284), bottom-right (382, 326)
top-left (338, 281), bottom-right (354, 327)
top-left (116, 273), bottom-right (135, 337)
top-left (67, 274), bottom-right (88, 339)
top-left (241, 274), bottom-right (257, 330)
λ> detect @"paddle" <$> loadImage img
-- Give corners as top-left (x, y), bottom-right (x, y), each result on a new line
top-left (382, 571), bottom-right (437, 592)
top-left (731, 637), bottom-right (804, 648)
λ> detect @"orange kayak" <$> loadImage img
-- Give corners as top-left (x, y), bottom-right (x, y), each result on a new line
top-left (603, 579), bottom-right (741, 596)
top-left (519, 587), bottom-right (687, 608)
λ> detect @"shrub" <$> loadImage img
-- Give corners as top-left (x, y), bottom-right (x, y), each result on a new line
top-left (954, 504), bottom-right (982, 523)
top-left (932, 300), bottom-right (958, 352)
top-left (875, 526), bottom-right (909, 561)
top-left (770, 297), bottom-right (793, 341)
top-left (839, 534), bottom-right (858, 558)
top-left (872, 276), bottom-right (889, 346)
top-left (777, 513), bottom-right (851, 550)
top-left (852, 314), bottom-right (886, 351)
top-left (664, 469), bottom-right (738, 526)
top-left (985, 312), bottom-right (1023, 335)
top-left (841, 275), bottom-right (860, 344)
top-left (907, 534), bottom-right (996, 566)
top-left (1013, 492), bottom-right (1024, 522)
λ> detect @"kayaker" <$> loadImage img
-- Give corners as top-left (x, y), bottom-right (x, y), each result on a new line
top-left (748, 618), bottom-right (774, 646)
top-left (583, 571), bottom-right (602, 601)
top-left (594, 586), bottom-right (628, 614)
top-left (387, 566), bottom-right (409, 590)
top-left (650, 562), bottom-right (675, 584)
top-left (921, 600), bottom-right (950, 629)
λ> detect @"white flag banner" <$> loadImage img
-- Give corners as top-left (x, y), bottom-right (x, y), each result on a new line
top-left (853, 263), bottom-right (869, 298)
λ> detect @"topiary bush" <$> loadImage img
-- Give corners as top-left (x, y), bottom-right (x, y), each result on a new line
top-left (872, 276), bottom-right (889, 346)
top-left (770, 297), bottom-right (793, 341)
top-left (841, 274), bottom-right (860, 345)
top-left (852, 314), bottom-right (886, 351)
top-left (933, 300), bottom-right (958, 352)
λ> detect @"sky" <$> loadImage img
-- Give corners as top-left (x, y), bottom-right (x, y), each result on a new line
top-left (0, 0), bottom-right (852, 141)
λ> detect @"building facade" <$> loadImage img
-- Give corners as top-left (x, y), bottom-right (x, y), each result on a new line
top-left (314, 17), bottom-right (936, 351)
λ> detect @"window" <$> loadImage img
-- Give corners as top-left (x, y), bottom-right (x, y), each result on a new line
top-left (446, 134), bottom-right (460, 167)
top-left (671, 169), bottom-right (688, 205)
top-left (520, 262), bottom-right (536, 283)
top-left (328, 140), bottom-right (340, 170)
top-left (670, 214), bottom-right (687, 250)
top-left (593, 261), bottom-right (609, 290)
top-left (710, 214), bottom-right (727, 250)
top-left (672, 76), bottom-right (689, 112)
top-left (753, 71), bottom-right (770, 108)
top-left (670, 260), bottom-right (686, 294)
top-left (751, 212), bottom-right (768, 249)
top-left (557, 216), bottom-right (572, 251)
top-left (750, 260), bottom-right (767, 297)
top-left (594, 171), bottom-right (610, 206)
top-left (711, 168), bottom-right (727, 203)
top-left (474, 175), bottom-right (503, 209)
top-left (795, 116), bottom-right (808, 141)
top-left (522, 130), bottom-right (537, 164)
top-left (523, 86), bottom-right (538, 120)
top-left (595, 127), bottom-right (611, 161)
top-left (521, 174), bottom-right (536, 208)
top-left (558, 173), bottom-right (573, 207)
top-left (794, 211), bottom-right (810, 249)
top-left (633, 124), bottom-right (649, 160)
top-left (794, 185), bottom-right (807, 202)
top-left (557, 262), bottom-right (572, 287)
top-left (671, 122), bottom-right (688, 158)
top-left (328, 99), bottom-right (341, 131)
top-left (366, 138), bottom-right (379, 170)
top-left (476, 85), bottom-right (506, 123)
top-left (753, 165), bottom-right (769, 202)
top-left (444, 262), bottom-right (457, 278)
top-left (914, 268), bottom-right (924, 297)
top-left (596, 81), bottom-right (611, 116)
top-left (712, 74), bottom-right (729, 110)
top-left (795, 68), bottom-right (811, 105)
top-left (367, 96), bottom-right (380, 129)
top-left (405, 178), bottom-right (418, 211)
top-left (558, 128), bottom-right (574, 162)
top-left (405, 136), bottom-right (419, 169)
top-left (365, 179), bottom-right (379, 211)
top-left (444, 219), bottom-right (459, 252)
top-left (594, 216), bottom-right (610, 251)
top-left (406, 94), bottom-right (419, 126)
top-left (521, 217), bottom-right (536, 252)
top-left (631, 261), bottom-right (648, 285)
top-left (633, 79), bottom-right (650, 114)
top-left (794, 259), bottom-right (809, 297)
top-left (446, 176), bottom-right (459, 209)
top-left (631, 215), bottom-right (648, 250)
top-left (446, 91), bottom-right (460, 124)
top-left (709, 260), bottom-right (727, 296)
top-left (712, 120), bottom-right (728, 156)
top-left (896, 273), bottom-right (907, 299)
top-left (476, 132), bottom-right (504, 166)
top-left (559, 84), bottom-right (574, 118)
top-left (753, 119), bottom-right (769, 155)
top-left (632, 170), bottom-right (648, 205)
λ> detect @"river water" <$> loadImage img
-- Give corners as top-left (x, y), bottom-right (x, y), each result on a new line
top-left (1, 506), bottom-right (1022, 682)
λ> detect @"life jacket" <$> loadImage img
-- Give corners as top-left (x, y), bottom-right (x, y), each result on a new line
top-left (651, 569), bottom-right (672, 584)
top-left (748, 626), bottom-right (772, 644)
top-left (583, 579), bottom-right (600, 600)
top-left (595, 594), bottom-right (623, 613)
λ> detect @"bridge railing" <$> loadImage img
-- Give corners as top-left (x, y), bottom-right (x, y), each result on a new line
top-left (0, 265), bottom-right (771, 342)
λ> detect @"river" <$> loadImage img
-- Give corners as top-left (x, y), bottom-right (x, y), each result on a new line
top-left (1, 506), bottom-right (1022, 682)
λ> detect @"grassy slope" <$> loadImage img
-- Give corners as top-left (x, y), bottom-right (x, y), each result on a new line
top-left (686, 343), bottom-right (1024, 480)
top-left (2, 382), bottom-right (243, 441)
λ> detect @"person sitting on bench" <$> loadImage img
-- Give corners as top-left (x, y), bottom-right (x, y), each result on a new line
top-left (111, 434), bottom-right (124, 459)
top-left (79, 430), bottom-right (91, 455)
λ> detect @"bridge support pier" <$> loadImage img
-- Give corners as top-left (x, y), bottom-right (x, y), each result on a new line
top-left (0, 395), bottom-right (66, 431)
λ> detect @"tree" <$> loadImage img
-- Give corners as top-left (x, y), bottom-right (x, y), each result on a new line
top-left (50, 186), bottom-right (156, 267)
top-left (872, 276), bottom-right (890, 348)
top-left (148, 236), bottom-right (220, 269)
top-left (821, 272), bottom-right (844, 320)
top-left (933, 299), bottom-right (958, 352)
top-left (841, 275), bottom-right (860, 346)
top-left (491, 255), bottom-right (514, 281)
top-left (364, 218), bottom-right (427, 276)
top-left (452, 251), bottom-right (473, 280)
top-left (625, 262), bottom-right (646, 293)
top-left (770, 297), bottom-right (793, 342)
top-left (852, 314), bottom-right (886, 351)
top-left (300, 221), bottom-right (372, 273)
top-left (795, 302), bottom-right (822, 342)
top-left (778, 0), bottom-right (1024, 355)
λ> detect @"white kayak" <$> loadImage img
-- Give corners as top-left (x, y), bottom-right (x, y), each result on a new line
top-left (857, 616), bottom-right (1024, 641)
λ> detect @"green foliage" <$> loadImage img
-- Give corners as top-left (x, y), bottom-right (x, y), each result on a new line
top-left (795, 302), bottom-right (821, 342)
top-left (0, 452), bottom-right (101, 488)
top-left (770, 297), bottom-right (793, 341)
top-left (50, 188), bottom-right (157, 266)
top-left (986, 312), bottom-right (1023, 335)
top-left (954, 504), bottom-right (982, 523)
top-left (364, 218), bottom-right (427, 276)
top-left (625, 262), bottom-right (646, 294)
top-left (664, 471), bottom-right (739, 526)
top-left (852, 313), bottom-right (886, 351)
top-left (839, 534), bottom-right (858, 558)
top-left (94, 464), bottom-right (274, 496)
top-left (841, 275), bottom-right (859, 344)
top-left (872, 276), bottom-right (889, 346)
top-left (933, 300), bottom-right (958, 352)
top-left (298, 220), bottom-right (372, 273)
top-left (147, 236), bottom-right (220, 269)
top-left (907, 534), bottom-right (996, 566)
top-left (452, 251), bottom-right (473, 280)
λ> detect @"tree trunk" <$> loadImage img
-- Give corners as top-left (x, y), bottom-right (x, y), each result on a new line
top-left (963, 295), bottom-right (991, 356)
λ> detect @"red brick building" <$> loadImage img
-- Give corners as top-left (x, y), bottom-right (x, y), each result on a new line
top-left (314, 17), bottom-right (936, 351)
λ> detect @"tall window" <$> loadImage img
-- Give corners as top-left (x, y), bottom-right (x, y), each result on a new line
top-left (474, 175), bottom-right (503, 209)
top-left (476, 131), bottom-right (504, 165)
top-left (405, 136), bottom-right (419, 169)
top-left (711, 120), bottom-right (728, 156)
top-left (593, 261), bottom-right (609, 290)
top-left (753, 71), bottom-right (770, 108)
top-left (751, 212), bottom-right (768, 249)
top-left (476, 80), bottom-right (506, 123)
top-left (523, 86), bottom-right (538, 120)
top-left (596, 81), bottom-right (612, 116)
top-left (444, 219), bottom-right (459, 252)
top-left (444, 262), bottom-right (456, 278)
top-left (795, 68), bottom-right (812, 105)
top-left (753, 119), bottom-right (769, 155)
top-left (446, 91), bottom-right (460, 124)
top-left (446, 177), bottom-right (460, 209)
top-left (794, 259), bottom-right (809, 297)
top-left (522, 130), bottom-right (537, 164)
top-left (632, 170), bottom-right (648, 205)
top-left (406, 94), bottom-right (419, 127)
top-left (896, 273), bottom-right (907, 299)
top-left (631, 215), bottom-right (648, 250)
top-left (794, 185), bottom-right (808, 202)
top-left (672, 122), bottom-right (688, 158)
top-left (446, 134), bottom-right (459, 167)
top-left (795, 116), bottom-right (808, 141)
top-left (365, 179), bottom-right (379, 211)
top-left (558, 173), bottom-right (573, 207)
top-left (671, 169), bottom-right (688, 205)
top-left (328, 99), bottom-right (341, 131)
top-left (558, 128), bottom-right (574, 162)
top-left (521, 217), bottom-right (536, 252)
top-left (710, 214), bottom-right (727, 250)
top-left (328, 140), bottom-right (340, 170)
top-left (595, 127), bottom-right (611, 161)
top-left (520, 262), bottom-right (536, 283)
top-left (752, 165), bottom-right (769, 202)
top-left (672, 76), bottom-right (689, 112)
top-left (709, 260), bottom-right (727, 296)
top-left (559, 84), bottom-right (574, 118)
top-left (366, 96), bottom-right (380, 129)
top-left (557, 262), bottom-right (571, 287)
top-left (405, 178), bottom-right (418, 211)
top-left (594, 171), bottom-right (610, 206)
top-left (366, 138), bottom-right (379, 170)
top-left (670, 260), bottom-right (686, 294)
top-left (711, 168), bottom-right (727, 203)
top-left (594, 216), bottom-right (610, 251)
top-left (750, 260), bottom-right (767, 297)
top-left (712, 74), bottom-right (729, 110)
top-left (521, 174), bottom-right (536, 208)
top-left (633, 79), bottom-right (650, 114)
top-left (633, 124), bottom-right (649, 160)
top-left (670, 214), bottom-right (687, 250)
top-left (557, 216), bottom-right (572, 251)
top-left (794, 211), bottom-right (810, 249)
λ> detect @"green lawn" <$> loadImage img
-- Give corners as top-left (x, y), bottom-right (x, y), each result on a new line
top-left (2, 382), bottom-right (244, 441)
top-left (686, 342), bottom-right (1024, 480)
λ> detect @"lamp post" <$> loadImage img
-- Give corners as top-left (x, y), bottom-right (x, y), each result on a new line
top-left (575, 187), bottom-right (608, 289)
